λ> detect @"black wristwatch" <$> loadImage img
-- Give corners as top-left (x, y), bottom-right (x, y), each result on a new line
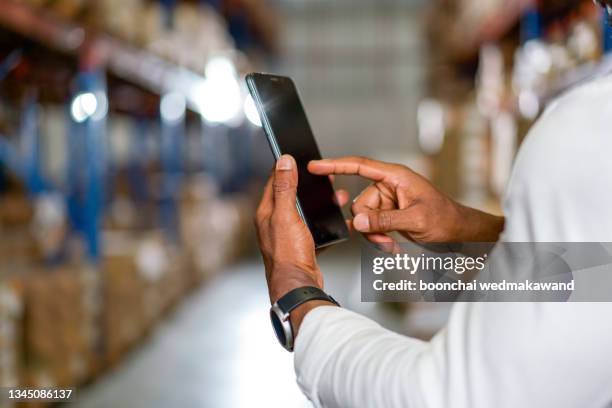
top-left (270, 286), bottom-right (339, 351)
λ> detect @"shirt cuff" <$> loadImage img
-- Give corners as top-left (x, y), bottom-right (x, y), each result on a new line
top-left (293, 306), bottom-right (386, 406)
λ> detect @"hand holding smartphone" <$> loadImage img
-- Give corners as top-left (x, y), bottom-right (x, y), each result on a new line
top-left (246, 73), bottom-right (349, 248)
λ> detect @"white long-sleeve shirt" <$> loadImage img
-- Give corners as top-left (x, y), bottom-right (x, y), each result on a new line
top-left (294, 74), bottom-right (612, 408)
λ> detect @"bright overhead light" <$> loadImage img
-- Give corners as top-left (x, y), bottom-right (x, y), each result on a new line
top-left (205, 56), bottom-right (236, 79)
top-left (190, 56), bottom-right (245, 125)
top-left (70, 92), bottom-right (98, 123)
top-left (160, 92), bottom-right (186, 123)
top-left (244, 95), bottom-right (262, 127)
top-left (191, 78), bottom-right (242, 124)
top-left (518, 89), bottom-right (540, 120)
top-left (91, 91), bottom-right (108, 121)
top-left (70, 98), bottom-right (87, 123)
top-left (80, 93), bottom-right (98, 116)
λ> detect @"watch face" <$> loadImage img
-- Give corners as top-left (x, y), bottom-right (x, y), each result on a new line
top-left (270, 309), bottom-right (287, 346)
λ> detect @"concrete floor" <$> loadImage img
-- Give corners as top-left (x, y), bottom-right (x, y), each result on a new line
top-left (69, 245), bottom-right (450, 408)
top-left (69, 259), bottom-right (312, 408)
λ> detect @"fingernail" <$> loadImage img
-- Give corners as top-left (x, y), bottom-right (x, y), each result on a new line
top-left (353, 213), bottom-right (370, 231)
top-left (277, 155), bottom-right (293, 170)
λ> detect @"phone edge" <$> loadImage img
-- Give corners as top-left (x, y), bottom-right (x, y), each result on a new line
top-left (246, 73), bottom-right (349, 249)
top-left (246, 73), bottom-right (309, 225)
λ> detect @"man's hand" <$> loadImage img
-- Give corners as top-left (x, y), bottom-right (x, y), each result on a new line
top-left (255, 155), bottom-right (346, 332)
top-left (256, 155), bottom-right (321, 303)
top-left (308, 156), bottom-right (504, 244)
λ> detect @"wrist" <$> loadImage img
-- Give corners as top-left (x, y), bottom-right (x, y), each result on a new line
top-left (269, 286), bottom-right (339, 351)
top-left (455, 203), bottom-right (505, 242)
top-left (268, 263), bottom-right (322, 304)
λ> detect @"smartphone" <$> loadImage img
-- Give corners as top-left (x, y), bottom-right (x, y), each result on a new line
top-left (246, 72), bottom-right (349, 248)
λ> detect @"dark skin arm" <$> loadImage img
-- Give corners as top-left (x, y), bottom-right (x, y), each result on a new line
top-left (255, 155), bottom-right (504, 337)
top-left (308, 156), bottom-right (504, 245)
top-left (255, 155), bottom-right (340, 334)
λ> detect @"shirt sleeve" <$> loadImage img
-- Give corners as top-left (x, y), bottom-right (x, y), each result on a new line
top-left (294, 306), bottom-right (431, 408)
top-left (294, 78), bottom-right (612, 408)
top-left (293, 303), bottom-right (612, 408)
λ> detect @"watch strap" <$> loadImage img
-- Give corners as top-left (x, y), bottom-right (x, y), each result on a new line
top-left (276, 286), bottom-right (339, 314)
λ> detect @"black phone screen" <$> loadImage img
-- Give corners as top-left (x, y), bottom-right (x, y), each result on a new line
top-left (248, 73), bottom-right (348, 248)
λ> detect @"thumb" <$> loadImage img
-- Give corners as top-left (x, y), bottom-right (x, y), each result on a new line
top-left (353, 209), bottom-right (410, 233)
top-left (273, 155), bottom-right (298, 213)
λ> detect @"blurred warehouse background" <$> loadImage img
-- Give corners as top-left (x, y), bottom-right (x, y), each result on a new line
top-left (0, 0), bottom-right (609, 407)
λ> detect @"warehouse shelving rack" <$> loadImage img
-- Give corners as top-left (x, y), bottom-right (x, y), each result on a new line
top-left (0, 0), bottom-right (266, 396)
top-left (0, 0), bottom-right (209, 99)
top-left (0, 0), bottom-right (252, 263)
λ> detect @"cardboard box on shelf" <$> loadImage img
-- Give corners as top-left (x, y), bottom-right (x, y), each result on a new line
top-left (102, 230), bottom-right (191, 363)
top-left (0, 227), bottom-right (38, 270)
top-left (102, 233), bottom-right (146, 364)
top-left (179, 176), bottom-right (255, 279)
top-left (139, 2), bottom-right (164, 47)
top-left (51, 0), bottom-right (88, 20)
top-left (22, 265), bottom-right (100, 389)
top-left (0, 275), bottom-right (24, 390)
top-left (0, 192), bottom-right (33, 227)
top-left (83, 0), bottom-right (144, 43)
top-left (141, 2), bottom-right (233, 72)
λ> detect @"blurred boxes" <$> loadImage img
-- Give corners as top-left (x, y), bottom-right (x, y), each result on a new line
top-left (1, 0), bottom-right (261, 404)
top-left (22, 266), bottom-right (100, 388)
top-left (0, 192), bottom-right (33, 227)
top-left (0, 169), bottom-right (254, 405)
top-left (180, 178), bottom-right (255, 279)
top-left (102, 231), bottom-right (191, 364)
top-left (102, 238), bottom-right (147, 364)
top-left (0, 276), bottom-right (24, 390)
top-left (0, 228), bottom-right (38, 271)
top-left (95, 0), bottom-right (144, 43)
